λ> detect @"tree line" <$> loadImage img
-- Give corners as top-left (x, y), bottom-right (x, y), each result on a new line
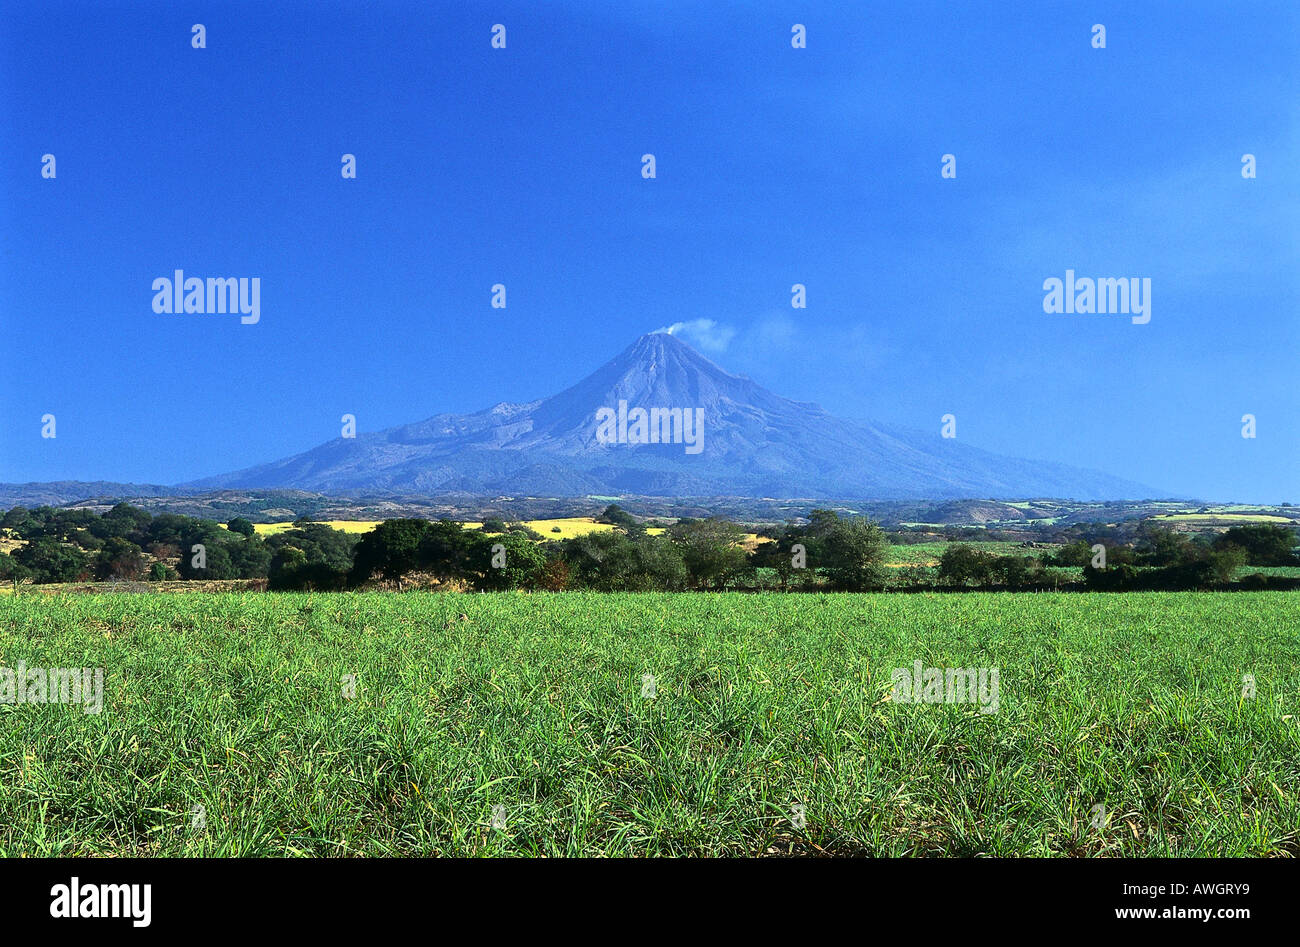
top-left (0, 503), bottom-right (1295, 592)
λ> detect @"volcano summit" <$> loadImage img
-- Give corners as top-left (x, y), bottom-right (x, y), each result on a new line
top-left (188, 332), bottom-right (1155, 500)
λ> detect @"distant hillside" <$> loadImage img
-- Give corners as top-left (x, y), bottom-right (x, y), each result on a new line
top-left (0, 481), bottom-right (188, 508)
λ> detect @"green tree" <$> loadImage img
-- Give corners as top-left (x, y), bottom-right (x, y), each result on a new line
top-left (1, 506), bottom-right (32, 532)
top-left (670, 516), bottom-right (751, 589)
top-left (175, 522), bottom-right (242, 579)
top-left (748, 525), bottom-right (809, 590)
top-left (14, 538), bottom-right (92, 583)
top-left (560, 531), bottom-right (687, 591)
top-left (0, 551), bottom-right (31, 588)
top-left (267, 545), bottom-right (347, 591)
top-left (474, 531), bottom-right (547, 590)
top-left (939, 544), bottom-right (998, 586)
top-left (1215, 524), bottom-right (1297, 566)
top-left (1207, 544), bottom-right (1248, 583)
top-left (350, 519), bottom-right (436, 585)
top-left (227, 536), bottom-right (272, 577)
top-left (1050, 540), bottom-right (1094, 568)
top-left (1137, 525), bottom-right (1195, 566)
top-left (821, 517), bottom-right (889, 591)
top-left (185, 543), bottom-right (236, 580)
top-left (91, 503), bottom-right (152, 541)
top-left (992, 554), bottom-right (1044, 588)
top-left (597, 504), bottom-right (639, 529)
top-left (416, 520), bottom-right (477, 580)
top-left (96, 537), bottom-right (145, 580)
top-left (265, 523), bottom-right (359, 574)
top-left (146, 513), bottom-right (195, 546)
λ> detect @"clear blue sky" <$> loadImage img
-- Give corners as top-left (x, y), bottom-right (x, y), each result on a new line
top-left (1, 0), bottom-right (1296, 501)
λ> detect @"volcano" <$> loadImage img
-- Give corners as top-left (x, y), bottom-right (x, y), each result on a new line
top-left (187, 332), bottom-right (1155, 499)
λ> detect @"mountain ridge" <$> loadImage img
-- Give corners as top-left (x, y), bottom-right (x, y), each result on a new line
top-left (185, 332), bottom-right (1159, 500)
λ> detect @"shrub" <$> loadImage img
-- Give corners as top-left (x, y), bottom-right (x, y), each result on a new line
top-left (535, 557), bottom-right (570, 591)
top-left (473, 532), bottom-right (547, 590)
top-left (669, 517), bottom-right (751, 590)
top-left (349, 519), bottom-right (437, 585)
top-left (96, 537), bottom-right (145, 581)
top-left (939, 545), bottom-right (998, 586)
top-left (560, 531), bottom-right (687, 591)
top-left (14, 538), bottom-right (93, 583)
top-left (822, 518), bottom-right (889, 591)
top-left (1215, 524), bottom-right (1298, 566)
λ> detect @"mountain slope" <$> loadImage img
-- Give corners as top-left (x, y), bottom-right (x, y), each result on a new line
top-left (188, 332), bottom-right (1158, 500)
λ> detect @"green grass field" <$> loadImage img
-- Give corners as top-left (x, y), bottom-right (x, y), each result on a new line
top-left (884, 541), bottom-right (1054, 565)
top-left (1, 591), bottom-right (1297, 857)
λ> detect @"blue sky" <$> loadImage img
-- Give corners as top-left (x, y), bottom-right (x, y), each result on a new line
top-left (1, 0), bottom-right (1296, 501)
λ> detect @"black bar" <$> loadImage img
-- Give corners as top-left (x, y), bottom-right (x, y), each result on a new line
top-left (1, 857), bottom-right (1286, 933)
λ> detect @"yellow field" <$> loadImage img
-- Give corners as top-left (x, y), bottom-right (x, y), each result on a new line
top-left (227, 517), bottom-right (776, 547)
top-left (488, 518), bottom-right (671, 538)
top-left (521, 517), bottom-right (618, 538)
top-left (250, 520), bottom-right (386, 536)
top-left (243, 517), bottom-right (660, 540)
top-left (217, 517), bottom-right (774, 546)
